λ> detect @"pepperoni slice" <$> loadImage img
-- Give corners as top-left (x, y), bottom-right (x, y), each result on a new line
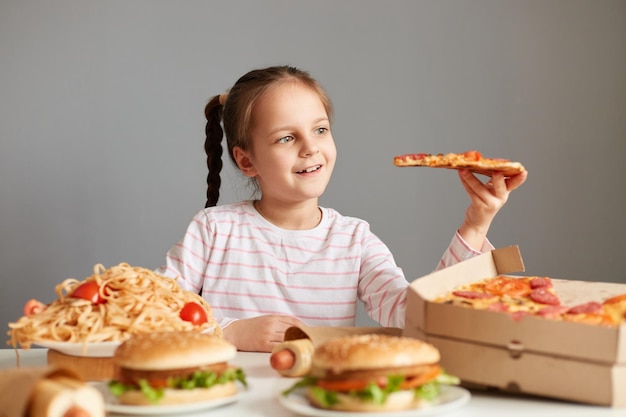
top-left (453, 290), bottom-right (496, 300)
top-left (529, 288), bottom-right (561, 306)
top-left (567, 301), bottom-right (602, 315)
top-left (484, 276), bottom-right (531, 297)
top-left (529, 277), bottom-right (553, 289)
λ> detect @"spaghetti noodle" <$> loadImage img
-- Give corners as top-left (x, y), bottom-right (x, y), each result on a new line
top-left (7, 263), bottom-right (221, 351)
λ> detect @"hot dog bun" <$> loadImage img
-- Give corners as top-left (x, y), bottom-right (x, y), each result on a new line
top-left (27, 375), bottom-right (104, 417)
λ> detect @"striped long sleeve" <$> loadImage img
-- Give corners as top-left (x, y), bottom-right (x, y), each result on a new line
top-left (157, 201), bottom-right (490, 329)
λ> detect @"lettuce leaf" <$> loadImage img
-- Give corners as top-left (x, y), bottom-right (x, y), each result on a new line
top-left (282, 369), bottom-right (460, 407)
top-left (108, 367), bottom-right (247, 404)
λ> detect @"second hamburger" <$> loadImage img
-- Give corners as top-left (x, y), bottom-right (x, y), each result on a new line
top-left (283, 334), bottom-right (459, 412)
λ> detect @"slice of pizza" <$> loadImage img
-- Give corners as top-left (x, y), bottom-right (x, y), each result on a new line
top-left (393, 150), bottom-right (526, 177)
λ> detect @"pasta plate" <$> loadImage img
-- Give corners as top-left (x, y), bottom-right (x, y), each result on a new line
top-left (32, 325), bottom-right (216, 357)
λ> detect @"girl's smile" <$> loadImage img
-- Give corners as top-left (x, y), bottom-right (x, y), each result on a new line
top-left (296, 164), bottom-right (322, 174)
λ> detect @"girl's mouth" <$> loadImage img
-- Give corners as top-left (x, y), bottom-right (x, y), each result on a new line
top-left (296, 165), bottom-right (321, 174)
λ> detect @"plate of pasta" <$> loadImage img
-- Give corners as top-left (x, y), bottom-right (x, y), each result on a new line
top-left (33, 340), bottom-right (121, 357)
top-left (8, 263), bottom-right (220, 357)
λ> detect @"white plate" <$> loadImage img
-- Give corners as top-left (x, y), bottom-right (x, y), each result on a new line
top-left (32, 326), bottom-right (216, 357)
top-left (92, 382), bottom-right (242, 415)
top-left (278, 385), bottom-right (470, 417)
top-left (33, 340), bottom-right (120, 357)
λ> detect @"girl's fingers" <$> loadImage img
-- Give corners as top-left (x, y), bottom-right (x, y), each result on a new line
top-left (505, 171), bottom-right (528, 191)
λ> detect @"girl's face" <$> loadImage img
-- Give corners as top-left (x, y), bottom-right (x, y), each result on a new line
top-left (237, 81), bottom-right (336, 205)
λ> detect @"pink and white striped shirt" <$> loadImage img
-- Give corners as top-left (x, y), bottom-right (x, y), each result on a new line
top-left (157, 201), bottom-right (491, 329)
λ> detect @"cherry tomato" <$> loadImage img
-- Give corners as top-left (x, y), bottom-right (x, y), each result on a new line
top-left (179, 301), bottom-right (208, 325)
top-left (71, 281), bottom-right (107, 304)
top-left (23, 299), bottom-right (47, 316)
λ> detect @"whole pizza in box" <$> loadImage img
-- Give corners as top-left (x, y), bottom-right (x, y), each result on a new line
top-left (434, 275), bottom-right (626, 326)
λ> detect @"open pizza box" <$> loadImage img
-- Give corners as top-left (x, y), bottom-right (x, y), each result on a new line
top-left (403, 245), bottom-right (626, 407)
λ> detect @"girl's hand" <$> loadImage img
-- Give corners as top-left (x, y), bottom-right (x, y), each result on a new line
top-left (457, 169), bottom-right (528, 250)
top-left (222, 315), bottom-right (306, 352)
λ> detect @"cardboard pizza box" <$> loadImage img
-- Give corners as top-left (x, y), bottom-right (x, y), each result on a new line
top-left (403, 245), bottom-right (626, 407)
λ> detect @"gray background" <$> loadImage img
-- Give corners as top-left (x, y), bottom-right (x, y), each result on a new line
top-left (2, 0), bottom-right (625, 339)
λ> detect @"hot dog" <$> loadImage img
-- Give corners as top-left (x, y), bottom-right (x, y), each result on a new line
top-left (27, 376), bottom-right (104, 417)
top-left (270, 338), bottom-right (314, 377)
top-left (270, 348), bottom-right (296, 371)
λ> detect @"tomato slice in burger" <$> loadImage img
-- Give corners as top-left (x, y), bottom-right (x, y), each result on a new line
top-left (398, 365), bottom-right (441, 389)
top-left (484, 276), bottom-right (531, 297)
top-left (180, 301), bottom-right (208, 325)
top-left (71, 281), bottom-right (107, 304)
top-left (315, 366), bottom-right (441, 392)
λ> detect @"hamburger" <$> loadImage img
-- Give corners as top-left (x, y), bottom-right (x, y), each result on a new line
top-left (108, 331), bottom-right (246, 405)
top-left (283, 334), bottom-right (458, 412)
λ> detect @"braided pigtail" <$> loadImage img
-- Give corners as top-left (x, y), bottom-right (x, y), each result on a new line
top-left (204, 96), bottom-right (224, 208)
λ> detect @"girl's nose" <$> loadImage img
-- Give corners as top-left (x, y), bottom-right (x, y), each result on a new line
top-left (300, 137), bottom-right (319, 157)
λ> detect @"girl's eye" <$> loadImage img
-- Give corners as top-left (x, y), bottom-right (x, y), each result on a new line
top-left (314, 127), bottom-right (328, 135)
top-left (277, 136), bottom-right (293, 144)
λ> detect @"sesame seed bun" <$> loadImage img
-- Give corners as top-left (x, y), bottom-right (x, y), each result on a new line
top-left (311, 334), bottom-right (440, 374)
top-left (114, 331), bottom-right (236, 370)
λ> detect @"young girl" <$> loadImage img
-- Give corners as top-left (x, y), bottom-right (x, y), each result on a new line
top-left (157, 65), bottom-right (527, 352)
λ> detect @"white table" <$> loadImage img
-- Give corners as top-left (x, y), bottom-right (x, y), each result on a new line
top-left (1, 348), bottom-right (624, 416)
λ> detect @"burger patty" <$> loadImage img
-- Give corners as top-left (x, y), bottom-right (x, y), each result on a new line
top-left (312, 364), bottom-right (438, 381)
top-left (118, 362), bottom-right (229, 386)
